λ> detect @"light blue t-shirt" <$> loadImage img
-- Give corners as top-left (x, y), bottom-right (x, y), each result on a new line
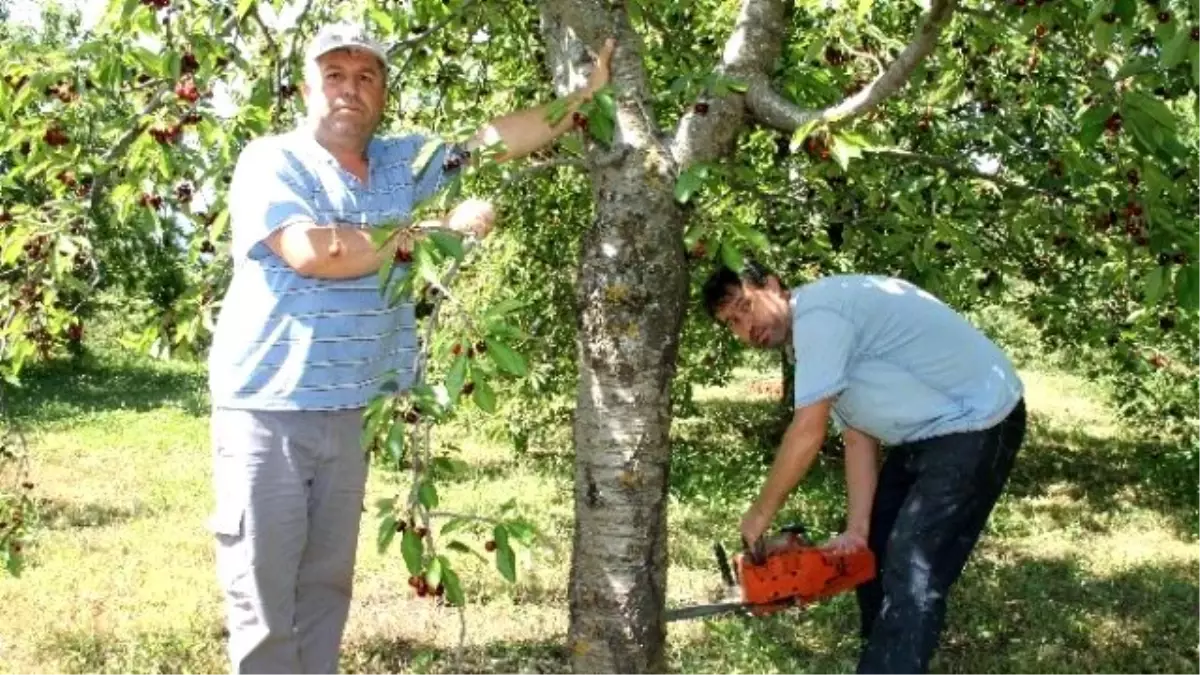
top-left (790, 275), bottom-right (1023, 445)
top-left (207, 128), bottom-right (460, 411)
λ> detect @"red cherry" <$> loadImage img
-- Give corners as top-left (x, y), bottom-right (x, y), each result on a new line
top-left (181, 52), bottom-right (199, 74)
top-left (693, 102), bottom-right (710, 115)
top-left (484, 540), bottom-right (497, 552)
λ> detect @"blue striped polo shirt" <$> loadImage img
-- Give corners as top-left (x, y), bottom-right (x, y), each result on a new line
top-left (207, 127), bottom-right (459, 411)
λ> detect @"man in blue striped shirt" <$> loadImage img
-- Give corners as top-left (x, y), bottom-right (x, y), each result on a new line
top-left (206, 23), bottom-right (614, 673)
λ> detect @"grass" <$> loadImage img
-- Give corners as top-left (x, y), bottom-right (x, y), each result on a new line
top-left (0, 348), bottom-right (1196, 674)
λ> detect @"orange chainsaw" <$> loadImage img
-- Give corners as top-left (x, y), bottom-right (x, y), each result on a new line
top-left (665, 524), bottom-right (876, 622)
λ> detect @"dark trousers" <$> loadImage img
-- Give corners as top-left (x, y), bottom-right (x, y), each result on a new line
top-left (855, 400), bottom-right (1027, 674)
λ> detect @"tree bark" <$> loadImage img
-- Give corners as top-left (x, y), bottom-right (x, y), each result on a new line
top-left (538, 3), bottom-right (687, 671)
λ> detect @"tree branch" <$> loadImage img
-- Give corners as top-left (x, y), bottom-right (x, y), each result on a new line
top-left (746, 0), bottom-right (958, 133)
top-left (670, 0), bottom-right (791, 169)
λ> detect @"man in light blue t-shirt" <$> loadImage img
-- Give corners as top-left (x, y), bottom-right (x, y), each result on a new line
top-left (206, 22), bottom-right (614, 674)
top-left (703, 263), bottom-right (1026, 674)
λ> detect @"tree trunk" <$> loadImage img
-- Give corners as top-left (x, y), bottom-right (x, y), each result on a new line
top-left (567, 174), bottom-right (687, 673)
top-left (535, 7), bottom-right (689, 671)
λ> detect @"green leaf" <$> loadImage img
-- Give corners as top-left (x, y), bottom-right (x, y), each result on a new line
top-left (493, 524), bottom-right (510, 548)
top-left (120, 0), bottom-right (141, 22)
top-left (411, 138), bottom-right (443, 184)
top-left (446, 540), bottom-right (474, 555)
top-left (472, 374), bottom-right (497, 413)
top-left (237, 0), bottom-right (256, 21)
top-left (495, 542), bottom-right (516, 583)
top-left (829, 137), bottom-right (862, 170)
top-left (1077, 105), bottom-right (1114, 146)
top-left (789, 120), bottom-right (821, 152)
top-left (720, 241), bottom-right (744, 272)
top-left (1175, 264), bottom-right (1199, 309)
top-left (1124, 91), bottom-right (1177, 132)
top-left (674, 164), bottom-right (709, 204)
top-left (483, 298), bottom-right (527, 320)
top-left (211, 209), bottom-right (230, 243)
top-left (442, 567), bottom-right (465, 606)
top-left (377, 514), bottom-right (398, 554)
top-left (505, 519), bottom-right (538, 546)
top-left (428, 230), bottom-right (464, 260)
top-left (425, 556), bottom-right (443, 588)
top-left (1086, 0), bottom-right (1114, 23)
top-left (1094, 21), bottom-right (1117, 53)
top-left (588, 109), bottom-right (615, 147)
top-left (1161, 26), bottom-right (1190, 69)
top-left (1143, 266), bottom-right (1166, 304)
top-left (1112, 0), bottom-right (1136, 22)
top-left (370, 7), bottom-right (396, 33)
top-left (418, 480), bottom-right (439, 509)
top-left (545, 97), bottom-right (572, 126)
top-left (5, 550), bottom-right (22, 577)
top-left (401, 529), bottom-right (424, 576)
top-left (375, 497), bottom-right (397, 516)
top-left (445, 355), bottom-right (468, 400)
top-left (487, 340), bottom-right (527, 377)
top-left (855, 0), bottom-right (873, 22)
top-left (385, 423), bottom-right (405, 464)
top-left (377, 245), bottom-right (396, 294)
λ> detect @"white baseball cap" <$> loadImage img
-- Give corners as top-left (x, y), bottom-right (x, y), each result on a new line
top-left (304, 22), bottom-right (389, 68)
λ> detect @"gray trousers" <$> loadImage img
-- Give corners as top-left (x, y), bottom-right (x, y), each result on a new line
top-left (207, 407), bottom-right (369, 674)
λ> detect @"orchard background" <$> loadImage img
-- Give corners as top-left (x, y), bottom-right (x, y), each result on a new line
top-left (0, 0), bottom-right (1196, 673)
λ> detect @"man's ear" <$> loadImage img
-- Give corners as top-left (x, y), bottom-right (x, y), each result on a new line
top-left (765, 275), bottom-right (782, 293)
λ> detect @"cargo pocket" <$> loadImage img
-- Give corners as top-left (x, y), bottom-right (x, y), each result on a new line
top-left (206, 498), bottom-right (245, 540)
top-left (208, 482), bottom-right (250, 590)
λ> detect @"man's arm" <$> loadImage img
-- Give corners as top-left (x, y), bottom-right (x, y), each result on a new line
top-left (466, 39), bottom-right (615, 163)
top-left (742, 399), bottom-right (832, 544)
top-left (266, 199), bottom-right (496, 280)
top-left (843, 427), bottom-right (880, 540)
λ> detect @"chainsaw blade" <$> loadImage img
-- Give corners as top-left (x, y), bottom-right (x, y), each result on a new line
top-left (664, 601), bottom-right (751, 622)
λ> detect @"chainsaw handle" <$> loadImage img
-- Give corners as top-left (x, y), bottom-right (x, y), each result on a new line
top-left (779, 522), bottom-right (812, 544)
top-left (713, 543), bottom-right (736, 587)
top-left (741, 535), bottom-right (767, 566)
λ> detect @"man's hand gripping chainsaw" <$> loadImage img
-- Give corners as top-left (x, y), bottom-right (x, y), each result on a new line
top-left (665, 524), bottom-right (876, 622)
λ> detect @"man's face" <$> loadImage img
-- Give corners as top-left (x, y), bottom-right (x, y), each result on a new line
top-left (304, 48), bottom-right (386, 143)
top-left (715, 276), bottom-right (791, 349)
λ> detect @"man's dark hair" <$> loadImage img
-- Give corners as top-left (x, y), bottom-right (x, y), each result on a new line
top-left (701, 260), bottom-right (774, 319)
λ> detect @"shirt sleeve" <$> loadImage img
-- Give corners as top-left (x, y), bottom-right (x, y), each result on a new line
top-left (227, 140), bottom-right (317, 261)
top-left (792, 308), bottom-right (857, 409)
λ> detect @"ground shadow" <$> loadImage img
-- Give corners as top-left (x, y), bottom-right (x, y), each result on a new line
top-left (670, 550), bottom-right (1199, 674)
top-left (934, 552), bottom-right (1199, 673)
top-left (40, 621), bottom-right (569, 675)
top-left (342, 635), bottom-right (569, 674)
top-left (667, 399), bottom-right (1198, 545)
top-left (4, 353), bottom-right (209, 427)
top-left (1006, 412), bottom-right (1199, 536)
top-left (33, 496), bottom-right (142, 530)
